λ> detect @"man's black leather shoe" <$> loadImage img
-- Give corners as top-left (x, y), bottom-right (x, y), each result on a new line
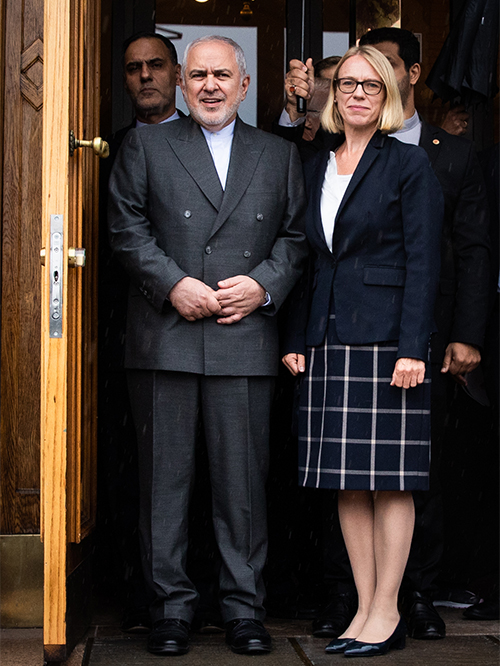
top-left (147, 618), bottom-right (190, 655)
top-left (403, 591), bottom-right (445, 639)
top-left (225, 619), bottom-right (271, 654)
top-left (312, 591), bottom-right (357, 638)
top-left (463, 597), bottom-right (500, 621)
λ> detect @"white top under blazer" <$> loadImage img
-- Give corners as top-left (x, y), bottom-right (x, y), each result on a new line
top-left (320, 153), bottom-right (352, 253)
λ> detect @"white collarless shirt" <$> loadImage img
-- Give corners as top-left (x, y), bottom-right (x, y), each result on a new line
top-left (201, 120), bottom-right (236, 191)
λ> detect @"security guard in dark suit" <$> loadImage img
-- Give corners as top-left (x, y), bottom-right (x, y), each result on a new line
top-left (98, 31), bottom-right (182, 635)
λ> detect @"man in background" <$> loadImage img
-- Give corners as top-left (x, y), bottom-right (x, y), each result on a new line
top-left (98, 31), bottom-right (181, 634)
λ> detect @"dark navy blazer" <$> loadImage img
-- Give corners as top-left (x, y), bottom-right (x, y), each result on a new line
top-left (285, 130), bottom-right (444, 362)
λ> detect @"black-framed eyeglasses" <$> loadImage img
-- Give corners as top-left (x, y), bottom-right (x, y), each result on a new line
top-left (335, 78), bottom-right (384, 95)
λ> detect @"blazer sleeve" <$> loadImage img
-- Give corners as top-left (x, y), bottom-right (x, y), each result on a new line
top-left (281, 247), bottom-right (313, 356)
top-left (247, 142), bottom-right (308, 315)
top-left (107, 129), bottom-right (188, 313)
top-left (447, 143), bottom-right (490, 348)
top-left (397, 146), bottom-right (443, 360)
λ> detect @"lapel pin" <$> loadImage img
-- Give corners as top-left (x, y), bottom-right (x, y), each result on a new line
top-left (433, 139), bottom-right (440, 145)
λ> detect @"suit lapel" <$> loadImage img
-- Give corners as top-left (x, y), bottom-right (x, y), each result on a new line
top-left (334, 131), bottom-right (385, 226)
top-left (308, 148), bottom-right (334, 253)
top-left (209, 117), bottom-right (265, 239)
top-left (419, 119), bottom-right (442, 168)
top-left (307, 133), bottom-right (385, 256)
top-left (166, 117), bottom-right (224, 212)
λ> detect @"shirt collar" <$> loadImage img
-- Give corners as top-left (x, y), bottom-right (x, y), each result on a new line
top-left (135, 110), bottom-right (180, 128)
top-left (401, 110), bottom-right (420, 132)
top-left (201, 119), bottom-right (236, 142)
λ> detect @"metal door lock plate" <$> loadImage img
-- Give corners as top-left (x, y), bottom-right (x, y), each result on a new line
top-left (49, 215), bottom-right (63, 338)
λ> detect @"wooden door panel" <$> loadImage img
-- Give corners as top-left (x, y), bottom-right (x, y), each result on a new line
top-left (0, 0), bottom-right (44, 537)
top-left (41, 0), bottom-right (100, 658)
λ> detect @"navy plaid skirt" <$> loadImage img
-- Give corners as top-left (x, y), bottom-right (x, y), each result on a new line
top-left (298, 313), bottom-right (431, 491)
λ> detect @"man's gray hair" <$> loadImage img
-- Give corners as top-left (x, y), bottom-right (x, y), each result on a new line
top-left (181, 35), bottom-right (248, 82)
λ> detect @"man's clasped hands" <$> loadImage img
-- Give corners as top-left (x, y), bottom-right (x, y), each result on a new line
top-left (168, 275), bottom-right (266, 324)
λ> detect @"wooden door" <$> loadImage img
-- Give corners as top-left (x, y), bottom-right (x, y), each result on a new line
top-left (41, 0), bottom-right (101, 660)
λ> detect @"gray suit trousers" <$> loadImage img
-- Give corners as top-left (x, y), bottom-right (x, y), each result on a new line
top-left (127, 370), bottom-right (273, 624)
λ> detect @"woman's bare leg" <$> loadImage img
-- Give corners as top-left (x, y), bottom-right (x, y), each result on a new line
top-left (354, 490), bottom-right (415, 643)
top-left (337, 490), bottom-right (376, 638)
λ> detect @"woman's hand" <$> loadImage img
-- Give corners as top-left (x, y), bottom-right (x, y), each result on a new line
top-left (282, 353), bottom-right (306, 376)
top-left (390, 357), bottom-right (426, 389)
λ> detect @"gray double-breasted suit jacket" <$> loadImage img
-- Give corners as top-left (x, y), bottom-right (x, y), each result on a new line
top-left (108, 115), bottom-right (308, 377)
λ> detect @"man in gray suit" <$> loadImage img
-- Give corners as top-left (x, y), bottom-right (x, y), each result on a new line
top-left (108, 35), bottom-right (307, 656)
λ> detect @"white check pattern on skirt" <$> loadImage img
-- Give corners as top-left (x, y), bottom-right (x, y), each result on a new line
top-left (298, 315), bottom-right (431, 492)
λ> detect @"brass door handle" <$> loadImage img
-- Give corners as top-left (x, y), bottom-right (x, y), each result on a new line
top-left (68, 247), bottom-right (86, 267)
top-left (69, 130), bottom-right (109, 158)
top-left (40, 246), bottom-right (85, 267)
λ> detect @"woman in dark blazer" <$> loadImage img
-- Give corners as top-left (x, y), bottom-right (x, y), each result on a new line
top-left (283, 46), bottom-right (443, 657)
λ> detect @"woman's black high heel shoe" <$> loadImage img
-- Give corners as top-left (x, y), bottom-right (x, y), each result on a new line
top-left (325, 637), bottom-right (356, 654)
top-left (343, 617), bottom-right (407, 657)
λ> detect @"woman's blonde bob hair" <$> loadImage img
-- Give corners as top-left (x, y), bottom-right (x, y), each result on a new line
top-left (321, 45), bottom-right (404, 135)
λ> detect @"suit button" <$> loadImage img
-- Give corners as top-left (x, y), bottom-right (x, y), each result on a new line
top-left (184, 210), bottom-right (192, 218)
top-left (243, 250), bottom-right (251, 258)
top-left (205, 246), bottom-right (212, 254)
top-left (256, 213), bottom-right (264, 221)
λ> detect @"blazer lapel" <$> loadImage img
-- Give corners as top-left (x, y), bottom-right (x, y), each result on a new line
top-left (209, 117), bottom-right (265, 239)
top-left (334, 131), bottom-right (385, 226)
top-left (307, 148), bottom-right (334, 253)
top-left (166, 117), bottom-right (224, 212)
top-left (309, 131), bottom-right (384, 256)
top-left (419, 119), bottom-right (442, 168)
